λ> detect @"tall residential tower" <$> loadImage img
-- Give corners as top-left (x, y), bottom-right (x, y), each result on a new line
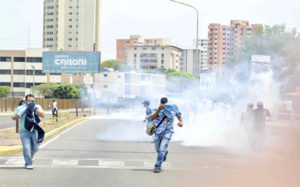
top-left (43, 0), bottom-right (101, 51)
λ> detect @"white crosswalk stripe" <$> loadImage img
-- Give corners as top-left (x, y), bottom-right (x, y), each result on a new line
top-left (52, 159), bottom-right (78, 166)
top-left (99, 161), bottom-right (124, 167)
top-left (0, 157), bottom-right (172, 169)
top-left (4, 158), bottom-right (24, 165)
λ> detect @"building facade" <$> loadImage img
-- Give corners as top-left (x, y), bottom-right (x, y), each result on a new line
top-left (126, 45), bottom-right (182, 71)
top-left (43, 0), bottom-right (101, 51)
top-left (208, 20), bottom-right (262, 70)
top-left (116, 35), bottom-right (143, 64)
top-left (0, 49), bottom-right (61, 96)
top-left (116, 36), bottom-right (173, 64)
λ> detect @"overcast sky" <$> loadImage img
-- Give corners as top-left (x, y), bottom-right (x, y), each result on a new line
top-left (0, 0), bottom-right (299, 60)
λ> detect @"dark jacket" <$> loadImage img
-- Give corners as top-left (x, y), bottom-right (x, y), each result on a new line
top-left (25, 102), bottom-right (45, 143)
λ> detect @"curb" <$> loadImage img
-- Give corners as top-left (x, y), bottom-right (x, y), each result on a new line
top-left (0, 113), bottom-right (13, 117)
top-left (0, 117), bottom-right (88, 155)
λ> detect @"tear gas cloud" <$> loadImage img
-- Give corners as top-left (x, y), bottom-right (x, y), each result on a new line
top-left (91, 58), bottom-right (289, 150)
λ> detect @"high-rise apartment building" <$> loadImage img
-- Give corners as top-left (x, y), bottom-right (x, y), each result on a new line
top-left (43, 0), bottom-right (101, 51)
top-left (116, 35), bottom-right (143, 64)
top-left (208, 20), bottom-right (262, 69)
top-left (116, 36), bottom-right (173, 64)
top-left (126, 45), bottom-right (182, 71)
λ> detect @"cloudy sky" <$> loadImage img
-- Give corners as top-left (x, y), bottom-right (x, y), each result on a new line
top-left (0, 0), bottom-right (299, 60)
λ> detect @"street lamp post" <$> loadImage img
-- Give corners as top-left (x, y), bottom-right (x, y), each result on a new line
top-left (31, 65), bottom-right (35, 95)
top-left (169, 0), bottom-right (199, 77)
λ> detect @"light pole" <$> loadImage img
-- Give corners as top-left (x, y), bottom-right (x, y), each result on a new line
top-left (31, 65), bottom-right (35, 95)
top-left (169, 0), bottom-right (199, 77)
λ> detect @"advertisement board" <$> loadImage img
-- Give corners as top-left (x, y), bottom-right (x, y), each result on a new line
top-left (250, 55), bottom-right (271, 81)
top-left (42, 51), bottom-right (100, 73)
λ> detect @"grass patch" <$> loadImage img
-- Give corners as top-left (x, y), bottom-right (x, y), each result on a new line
top-left (0, 115), bottom-right (84, 145)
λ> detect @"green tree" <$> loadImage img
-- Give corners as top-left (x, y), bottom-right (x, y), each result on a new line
top-left (166, 71), bottom-right (195, 92)
top-left (0, 86), bottom-right (10, 98)
top-left (232, 24), bottom-right (300, 94)
top-left (35, 83), bottom-right (59, 98)
top-left (53, 83), bottom-right (87, 99)
top-left (100, 59), bottom-right (131, 72)
top-left (101, 60), bottom-right (121, 71)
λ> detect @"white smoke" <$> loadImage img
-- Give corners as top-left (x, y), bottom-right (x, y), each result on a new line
top-left (92, 62), bottom-right (282, 151)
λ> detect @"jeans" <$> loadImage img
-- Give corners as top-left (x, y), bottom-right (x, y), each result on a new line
top-left (20, 131), bottom-right (39, 166)
top-left (154, 130), bottom-right (173, 169)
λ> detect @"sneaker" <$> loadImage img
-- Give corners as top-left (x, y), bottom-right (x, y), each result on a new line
top-left (25, 165), bottom-right (33, 170)
top-left (153, 167), bottom-right (161, 173)
top-left (163, 151), bottom-right (168, 162)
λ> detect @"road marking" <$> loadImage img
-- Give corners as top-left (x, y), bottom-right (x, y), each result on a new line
top-left (144, 161), bottom-right (172, 168)
top-left (99, 161), bottom-right (124, 167)
top-left (4, 158), bottom-right (24, 165)
top-left (52, 159), bottom-right (78, 166)
top-left (40, 119), bottom-right (89, 149)
top-left (0, 157), bottom-right (173, 170)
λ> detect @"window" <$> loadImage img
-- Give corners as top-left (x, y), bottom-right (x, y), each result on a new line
top-left (13, 70), bottom-right (25, 74)
top-left (47, 32), bottom-right (54, 35)
top-left (0, 82), bottom-right (10, 86)
top-left (47, 38), bottom-right (54, 41)
top-left (69, 12), bottom-right (72, 15)
top-left (142, 47), bottom-right (147, 50)
top-left (134, 47), bottom-right (137, 50)
top-left (152, 47), bottom-right (156, 50)
top-left (140, 53), bottom-right (148, 57)
top-left (26, 70), bottom-right (45, 75)
top-left (104, 85), bottom-right (108, 88)
top-left (68, 45), bottom-right (72, 48)
top-left (68, 38), bottom-right (72, 41)
top-left (26, 57), bottom-right (42, 62)
top-left (161, 53), bottom-right (164, 58)
top-left (47, 19), bottom-right (54, 22)
top-left (14, 82), bottom-right (25, 87)
top-left (47, 25), bottom-right (54, 28)
top-left (47, 6), bottom-right (54, 9)
top-left (47, 12), bottom-right (54, 15)
top-left (69, 6), bottom-right (73, 9)
top-left (0, 70), bottom-right (11, 74)
top-left (69, 25), bottom-right (72, 28)
top-left (0, 57), bottom-right (11, 62)
top-left (149, 53), bottom-right (157, 57)
top-left (134, 54), bottom-right (137, 58)
top-left (69, 19), bottom-right (72, 21)
top-left (14, 57), bottom-right (25, 62)
top-left (46, 45), bottom-right (53, 48)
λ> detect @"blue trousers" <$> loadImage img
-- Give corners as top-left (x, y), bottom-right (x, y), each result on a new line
top-left (20, 131), bottom-right (39, 166)
top-left (154, 130), bottom-right (173, 169)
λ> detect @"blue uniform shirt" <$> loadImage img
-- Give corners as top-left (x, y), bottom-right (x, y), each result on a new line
top-left (153, 104), bottom-right (181, 135)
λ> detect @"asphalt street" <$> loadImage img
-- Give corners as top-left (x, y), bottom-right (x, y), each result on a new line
top-left (0, 117), bottom-right (299, 187)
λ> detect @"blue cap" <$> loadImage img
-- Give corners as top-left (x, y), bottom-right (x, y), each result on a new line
top-left (142, 100), bottom-right (150, 105)
top-left (257, 101), bottom-right (264, 107)
top-left (247, 103), bottom-right (254, 108)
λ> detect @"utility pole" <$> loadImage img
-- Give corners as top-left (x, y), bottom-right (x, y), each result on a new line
top-left (31, 65), bottom-right (35, 95)
top-left (169, 0), bottom-right (199, 77)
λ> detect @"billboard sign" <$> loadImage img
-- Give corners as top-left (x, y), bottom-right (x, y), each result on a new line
top-left (42, 51), bottom-right (100, 73)
top-left (250, 55), bottom-right (271, 81)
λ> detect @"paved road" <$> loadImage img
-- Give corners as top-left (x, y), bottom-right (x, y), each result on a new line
top-left (0, 117), bottom-right (299, 187)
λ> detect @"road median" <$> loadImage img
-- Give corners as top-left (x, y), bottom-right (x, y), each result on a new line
top-left (0, 116), bottom-right (88, 155)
